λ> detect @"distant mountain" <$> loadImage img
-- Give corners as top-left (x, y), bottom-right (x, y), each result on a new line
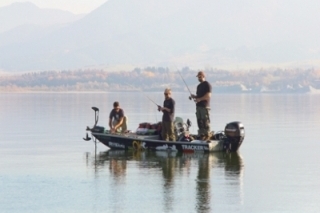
top-left (0, 2), bottom-right (84, 33)
top-left (0, 0), bottom-right (319, 72)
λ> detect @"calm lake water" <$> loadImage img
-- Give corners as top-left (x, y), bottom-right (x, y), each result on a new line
top-left (1, 92), bottom-right (319, 213)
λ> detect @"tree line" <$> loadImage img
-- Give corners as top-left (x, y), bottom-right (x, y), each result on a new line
top-left (0, 67), bottom-right (319, 93)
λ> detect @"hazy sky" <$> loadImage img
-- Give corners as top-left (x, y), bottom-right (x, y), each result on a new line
top-left (0, 0), bottom-right (108, 14)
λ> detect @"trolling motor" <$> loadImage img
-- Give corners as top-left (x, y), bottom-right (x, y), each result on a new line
top-left (83, 107), bottom-right (100, 141)
top-left (92, 106), bottom-right (99, 127)
top-left (85, 106), bottom-right (99, 129)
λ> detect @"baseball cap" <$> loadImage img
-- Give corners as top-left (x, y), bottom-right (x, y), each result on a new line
top-left (196, 71), bottom-right (205, 77)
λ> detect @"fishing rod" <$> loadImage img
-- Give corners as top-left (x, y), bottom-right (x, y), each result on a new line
top-left (177, 70), bottom-right (195, 101)
top-left (133, 85), bottom-right (162, 121)
top-left (125, 82), bottom-right (161, 107)
top-left (142, 92), bottom-right (163, 114)
top-left (145, 94), bottom-right (160, 107)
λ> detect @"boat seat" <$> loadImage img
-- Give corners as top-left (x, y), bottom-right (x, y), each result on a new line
top-left (174, 117), bottom-right (183, 125)
top-left (174, 117), bottom-right (185, 135)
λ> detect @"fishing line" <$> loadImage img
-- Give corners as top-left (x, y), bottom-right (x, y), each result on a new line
top-left (176, 68), bottom-right (195, 102)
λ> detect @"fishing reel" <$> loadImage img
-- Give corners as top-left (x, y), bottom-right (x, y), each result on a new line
top-left (189, 96), bottom-right (196, 102)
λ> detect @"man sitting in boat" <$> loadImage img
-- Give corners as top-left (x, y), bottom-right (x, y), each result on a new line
top-left (109, 101), bottom-right (127, 133)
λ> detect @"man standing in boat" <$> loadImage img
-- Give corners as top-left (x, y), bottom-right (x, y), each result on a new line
top-left (109, 101), bottom-right (127, 133)
top-left (158, 88), bottom-right (176, 141)
top-left (190, 71), bottom-right (212, 140)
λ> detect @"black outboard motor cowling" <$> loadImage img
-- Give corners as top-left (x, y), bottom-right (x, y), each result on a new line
top-left (224, 121), bottom-right (245, 152)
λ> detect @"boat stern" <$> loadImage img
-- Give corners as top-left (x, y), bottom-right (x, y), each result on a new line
top-left (224, 121), bottom-right (245, 152)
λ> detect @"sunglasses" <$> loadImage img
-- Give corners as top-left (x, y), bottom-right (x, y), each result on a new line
top-left (164, 93), bottom-right (170, 95)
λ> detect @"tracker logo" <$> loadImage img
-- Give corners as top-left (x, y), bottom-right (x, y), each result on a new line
top-left (182, 144), bottom-right (208, 151)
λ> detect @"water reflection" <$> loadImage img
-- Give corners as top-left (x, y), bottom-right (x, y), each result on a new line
top-left (85, 150), bottom-right (244, 212)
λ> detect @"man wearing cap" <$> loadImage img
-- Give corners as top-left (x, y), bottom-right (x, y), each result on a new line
top-left (109, 101), bottom-right (128, 133)
top-left (190, 71), bottom-right (212, 140)
top-left (158, 88), bottom-right (176, 141)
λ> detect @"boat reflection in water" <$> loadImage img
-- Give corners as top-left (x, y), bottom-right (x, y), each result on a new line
top-left (85, 150), bottom-right (244, 212)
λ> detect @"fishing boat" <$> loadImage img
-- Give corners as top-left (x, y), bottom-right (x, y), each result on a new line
top-left (83, 107), bottom-right (245, 153)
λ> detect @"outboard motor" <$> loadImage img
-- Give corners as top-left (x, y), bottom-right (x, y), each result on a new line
top-left (224, 121), bottom-right (245, 152)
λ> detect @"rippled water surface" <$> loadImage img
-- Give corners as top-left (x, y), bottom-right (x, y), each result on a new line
top-left (1, 93), bottom-right (319, 213)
